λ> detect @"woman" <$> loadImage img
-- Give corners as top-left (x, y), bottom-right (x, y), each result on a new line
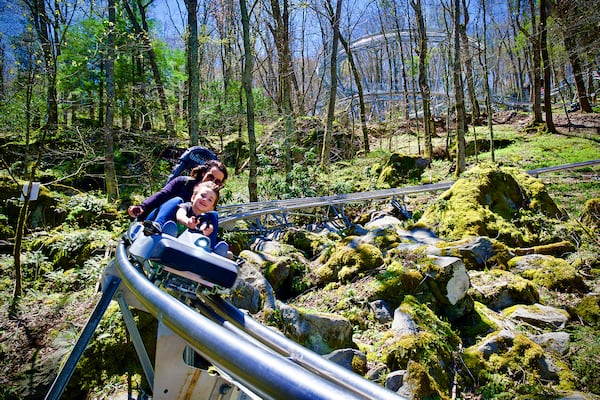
top-left (128, 159), bottom-right (228, 221)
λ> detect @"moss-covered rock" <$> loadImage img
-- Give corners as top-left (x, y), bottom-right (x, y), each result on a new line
top-left (508, 254), bottom-right (587, 293)
top-left (454, 301), bottom-right (508, 343)
top-left (375, 153), bottom-right (430, 188)
top-left (279, 228), bottom-right (333, 259)
top-left (0, 177), bottom-right (63, 229)
top-left (241, 241), bottom-right (313, 300)
top-left (417, 165), bottom-right (567, 247)
top-left (0, 214), bottom-right (14, 240)
top-left (316, 238), bottom-right (383, 284)
top-left (29, 228), bottom-right (116, 270)
top-left (279, 303), bottom-right (355, 355)
top-left (581, 198), bottom-right (600, 231)
top-left (382, 296), bottom-right (461, 394)
top-left (369, 260), bottom-right (425, 308)
top-left (574, 294), bottom-right (600, 328)
top-left (464, 330), bottom-right (567, 396)
top-left (503, 303), bottom-right (570, 330)
top-left (468, 269), bottom-right (540, 311)
top-left (397, 360), bottom-right (447, 400)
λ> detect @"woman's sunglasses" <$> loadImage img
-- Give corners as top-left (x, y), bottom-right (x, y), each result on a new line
top-left (204, 173), bottom-right (223, 186)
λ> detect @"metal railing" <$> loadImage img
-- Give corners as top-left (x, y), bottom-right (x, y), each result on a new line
top-left (217, 159), bottom-right (600, 234)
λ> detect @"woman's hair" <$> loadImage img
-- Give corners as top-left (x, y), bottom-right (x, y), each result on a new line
top-left (190, 159), bottom-right (228, 185)
top-left (193, 180), bottom-right (221, 206)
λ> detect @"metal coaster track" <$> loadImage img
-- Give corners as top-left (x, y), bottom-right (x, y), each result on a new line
top-left (45, 159), bottom-right (599, 400)
top-left (218, 159), bottom-right (600, 237)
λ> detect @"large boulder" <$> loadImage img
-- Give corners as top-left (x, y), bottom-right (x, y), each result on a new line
top-left (468, 269), bottom-right (540, 311)
top-left (315, 237), bottom-right (384, 284)
top-left (417, 165), bottom-right (567, 247)
top-left (508, 254), bottom-right (587, 293)
top-left (373, 154), bottom-right (430, 188)
top-left (277, 302), bottom-right (355, 355)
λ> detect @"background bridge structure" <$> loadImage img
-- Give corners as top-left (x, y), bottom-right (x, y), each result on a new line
top-left (327, 29), bottom-right (537, 121)
top-left (45, 160), bottom-right (599, 400)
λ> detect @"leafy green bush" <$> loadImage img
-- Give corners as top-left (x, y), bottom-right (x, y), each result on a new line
top-left (64, 194), bottom-right (108, 227)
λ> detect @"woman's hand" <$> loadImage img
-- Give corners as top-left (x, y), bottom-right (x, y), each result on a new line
top-left (128, 205), bottom-right (143, 218)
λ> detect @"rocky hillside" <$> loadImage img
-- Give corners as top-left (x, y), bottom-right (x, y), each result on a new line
top-left (222, 165), bottom-right (599, 399)
top-left (1, 160), bottom-right (599, 399)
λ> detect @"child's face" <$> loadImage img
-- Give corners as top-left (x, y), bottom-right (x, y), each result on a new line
top-left (191, 187), bottom-right (217, 213)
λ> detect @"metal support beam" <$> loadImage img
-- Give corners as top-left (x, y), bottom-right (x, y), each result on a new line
top-left (44, 273), bottom-right (121, 400)
top-left (115, 291), bottom-right (155, 391)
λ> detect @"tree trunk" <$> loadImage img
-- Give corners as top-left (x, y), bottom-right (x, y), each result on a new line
top-left (540, 0), bottom-right (556, 133)
top-left (460, 0), bottom-right (480, 123)
top-left (411, 0), bottom-right (433, 159)
top-left (26, 0), bottom-right (60, 130)
top-left (320, 0), bottom-right (343, 169)
top-left (13, 59), bottom-right (46, 300)
top-left (240, 0), bottom-right (258, 202)
top-left (391, 3), bottom-right (410, 120)
top-left (339, 34), bottom-right (369, 154)
top-left (453, 0), bottom-right (466, 176)
top-left (529, 0), bottom-right (543, 124)
top-left (104, 0), bottom-right (118, 200)
top-left (479, 0), bottom-right (495, 162)
top-left (554, 0), bottom-right (593, 113)
top-left (186, 0), bottom-right (200, 145)
top-left (268, 0), bottom-right (295, 172)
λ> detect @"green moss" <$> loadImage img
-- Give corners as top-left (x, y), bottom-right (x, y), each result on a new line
top-left (581, 198), bottom-right (600, 231)
top-left (575, 295), bottom-right (600, 328)
top-left (509, 256), bottom-right (586, 292)
top-left (381, 296), bottom-right (461, 393)
top-left (370, 261), bottom-right (423, 307)
top-left (468, 269), bottom-right (540, 308)
top-left (351, 354), bottom-right (367, 375)
top-left (316, 240), bottom-right (383, 284)
top-left (457, 301), bottom-right (502, 339)
top-left (417, 165), bottom-right (565, 247)
top-left (280, 229), bottom-right (330, 259)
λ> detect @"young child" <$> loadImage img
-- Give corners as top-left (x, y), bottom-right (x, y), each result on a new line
top-left (175, 180), bottom-right (220, 241)
top-left (143, 181), bottom-right (223, 253)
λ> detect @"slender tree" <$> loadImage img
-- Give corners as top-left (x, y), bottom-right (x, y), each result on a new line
top-left (104, 0), bottom-right (118, 200)
top-left (338, 33), bottom-right (369, 154)
top-left (123, 0), bottom-right (175, 135)
top-left (12, 32), bottom-right (46, 300)
top-left (391, 1), bottom-right (410, 120)
top-left (411, 0), bottom-right (433, 159)
top-left (554, 0), bottom-right (593, 113)
top-left (22, 0), bottom-right (76, 131)
top-left (516, 0), bottom-right (543, 125)
top-left (460, 0), bottom-right (480, 123)
top-left (320, 0), bottom-right (343, 169)
top-left (478, 0), bottom-right (495, 162)
top-left (240, 0), bottom-right (258, 202)
top-left (540, 0), bottom-right (556, 133)
top-left (453, 0), bottom-right (466, 175)
top-left (186, 0), bottom-right (200, 145)
top-left (266, 0), bottom-right (295, 172)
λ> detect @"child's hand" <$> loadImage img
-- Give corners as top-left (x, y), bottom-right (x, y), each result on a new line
top-left (199, 221), bottom-right (214, 237)
top-left (186, 216), bottom-right (199, 229)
